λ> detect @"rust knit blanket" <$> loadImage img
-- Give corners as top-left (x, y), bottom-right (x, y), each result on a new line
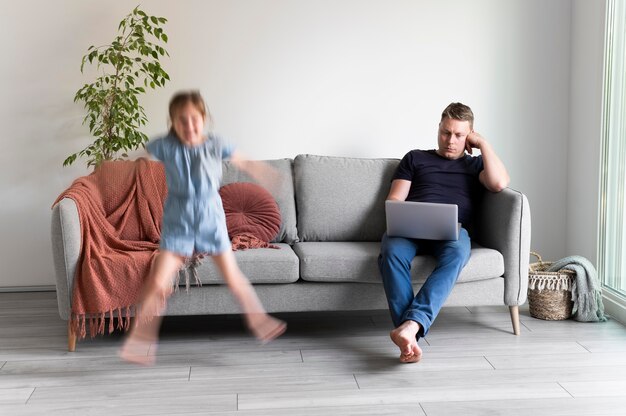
top-left (54, 158), bottom-right (167, 339)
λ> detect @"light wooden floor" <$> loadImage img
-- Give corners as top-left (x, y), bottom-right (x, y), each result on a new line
top-left (1, 291), bottom-right (626, 416)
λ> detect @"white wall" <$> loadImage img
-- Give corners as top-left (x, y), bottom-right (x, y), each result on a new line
top-left (0, 0), bottom-right (576, 288)
top-left (567, 0), bottom-right (606, 264)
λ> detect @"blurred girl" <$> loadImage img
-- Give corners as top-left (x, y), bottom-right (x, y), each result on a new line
top-left (120, 91), bottom-right (286, 365)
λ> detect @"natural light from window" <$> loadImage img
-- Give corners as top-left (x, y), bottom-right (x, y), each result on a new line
top-left (599, 0), bottom-right (626, 298)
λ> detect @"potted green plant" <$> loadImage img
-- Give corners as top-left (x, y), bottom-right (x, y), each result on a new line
top-left (64, 5), bottom-right (170, 168)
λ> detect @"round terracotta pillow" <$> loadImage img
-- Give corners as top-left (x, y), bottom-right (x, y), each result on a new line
top-left (219, 182), bottom-right (281, 243)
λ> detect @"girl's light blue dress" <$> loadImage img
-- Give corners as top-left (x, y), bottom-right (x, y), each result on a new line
top-left (147, 132), bottom-right (234, 257)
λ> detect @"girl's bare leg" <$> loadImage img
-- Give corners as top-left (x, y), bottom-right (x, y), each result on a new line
top-left (212, 251), bottom-right (286, 343)
top-left (119, 250), bottom-right (183, 365)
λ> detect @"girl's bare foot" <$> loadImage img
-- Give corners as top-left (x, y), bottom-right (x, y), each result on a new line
top-left (390, 320), bottom-right (423, 363)
top-left (247, 314), bottom-right (287, 344)
top-left (210, 252), bottom-right (286, 343)
top-left (119, 332), bottom-right (157, 366)
top-left (119, 250), bottom-right (180, 366)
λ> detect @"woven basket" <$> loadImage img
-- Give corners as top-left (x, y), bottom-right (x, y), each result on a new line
top-left (528, 251), bottom-right (575, 320)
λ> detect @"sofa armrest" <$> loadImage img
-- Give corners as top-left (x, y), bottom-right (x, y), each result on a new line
top-left (473, 188), bottom-right (531, 306)
top-left (51, 198), bottom-right (81, 321)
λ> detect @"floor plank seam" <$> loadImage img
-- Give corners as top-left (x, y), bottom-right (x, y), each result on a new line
top-left (576, 341), bottom-right (592, 353)
top-left (557, 381), bottom-right (575, 398)
top-left (483, 356), bottom-right (496, 369)
top-left (23, 387), bottom-right (36, 405)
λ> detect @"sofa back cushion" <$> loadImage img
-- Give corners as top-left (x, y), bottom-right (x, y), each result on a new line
top-left (222, 158), bottom-right (298, 243)
top-left (294, 154), bottom-right (399, 242)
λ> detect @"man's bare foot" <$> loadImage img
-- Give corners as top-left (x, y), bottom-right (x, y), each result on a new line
top-left (118, 333), bottom-right (157, 366)
top-left (247, 314), bottom-right (287, 344)
top-left (390, 320), bottom-right (423, 364)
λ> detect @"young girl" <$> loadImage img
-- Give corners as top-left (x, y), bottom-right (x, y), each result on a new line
top-left (120, 91), bottom-right (286, 365)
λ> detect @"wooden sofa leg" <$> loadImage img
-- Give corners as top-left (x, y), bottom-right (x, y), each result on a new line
top-left (68, 322), bottom-right (77, 352)
top-left (509, 305), bottom-right (521, 335)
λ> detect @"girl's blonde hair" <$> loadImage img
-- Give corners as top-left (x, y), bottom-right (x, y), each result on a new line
top-left (168, 90), bottom-right (213, 135)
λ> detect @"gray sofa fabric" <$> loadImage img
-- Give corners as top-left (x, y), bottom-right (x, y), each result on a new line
top-left (473, 188), bottom-right (531, 306)
top-left (51, 198), bottom-right (80, 321)
top-left (194, 243), bottom-right (299, 285)
top-left (51, 154), bottom-right (531, 329)
top-left (294, 154), bottom-right (398, 242)
top-left (294, 242), bottom-right (503, 284)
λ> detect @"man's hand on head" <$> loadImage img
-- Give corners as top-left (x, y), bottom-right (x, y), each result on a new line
top-left (465, 131), bottom-right (484, 155)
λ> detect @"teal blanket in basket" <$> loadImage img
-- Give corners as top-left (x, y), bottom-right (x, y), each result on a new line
top-left (547, 256), bottom-right (607, 322)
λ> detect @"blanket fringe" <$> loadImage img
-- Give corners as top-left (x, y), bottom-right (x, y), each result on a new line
top-left (70, 304), bottom-right (137, 340)
top-left (231, 233), bottom-right (280, 251)
top-left (528, 275), bottom-right (573, 291)
top-left (174, 254), bottom-right (204, 292)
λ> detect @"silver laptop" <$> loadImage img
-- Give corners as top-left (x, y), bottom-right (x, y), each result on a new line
top-left (385, 200), bottom-right (461, 240)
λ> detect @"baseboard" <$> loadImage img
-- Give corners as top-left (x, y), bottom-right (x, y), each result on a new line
top-left (603, 289), bottom-right (626, 325)
top-left (0, 285), bottom-right (56, 293)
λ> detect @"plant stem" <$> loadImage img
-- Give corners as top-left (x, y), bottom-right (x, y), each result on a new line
top-left (103, 16), bottom-right (136, 160)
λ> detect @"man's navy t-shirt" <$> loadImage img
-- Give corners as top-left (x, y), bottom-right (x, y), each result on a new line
top-left (393, 150), bottom-right (484, 226)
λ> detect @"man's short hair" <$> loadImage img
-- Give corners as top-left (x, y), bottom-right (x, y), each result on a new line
top-left (441, 102), bottom-right (474, 129)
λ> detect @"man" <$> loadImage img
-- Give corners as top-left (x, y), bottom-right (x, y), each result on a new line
top-left (378, 102), bottom-right (509, 363)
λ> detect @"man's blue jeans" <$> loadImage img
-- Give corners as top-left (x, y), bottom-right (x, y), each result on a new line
top-left (378, 228), bottom-right (471, 338)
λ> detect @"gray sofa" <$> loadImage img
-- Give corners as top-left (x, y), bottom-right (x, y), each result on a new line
top-left (51, 154), bottom-right (531, 351)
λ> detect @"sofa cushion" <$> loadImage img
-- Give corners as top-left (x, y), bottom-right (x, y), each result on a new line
top-left (219, 182), bottom-right (281, 243)
top-left (294, 154), bottom-right (399, 242)
top-left (222, 158), bottom-right (298, 243)
top-left (189, 244), bottom-right (300, 285)
top-left (294, 242), bottom-right (382, 282)
top-left (293, 241), bottom-right (504, 283)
